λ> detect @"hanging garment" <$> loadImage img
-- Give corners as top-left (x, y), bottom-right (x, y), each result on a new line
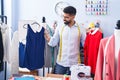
top-left (0, 24), bottom-right (11, 62)
top-left (24, 24), bottom-right (45, 70)
top-left (44, 24), bottom-right (58, 67)
top-left (84, 28), bottom-right (102, 75)
top-left (10, 31), bottom-right (19, 75)
top-left (19, 42), bottom-right (25, 68)
top-left (94, 35), bottom-right (120, 80)
top-left (0, 28), bottom-right (4, 71)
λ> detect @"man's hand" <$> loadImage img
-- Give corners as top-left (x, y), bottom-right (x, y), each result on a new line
top-left (44, 29), bottom-right (51, 42)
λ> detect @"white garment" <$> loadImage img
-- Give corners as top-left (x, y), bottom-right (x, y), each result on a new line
top-left (48, 23), bottom-right (86, 67)
top-left (0, 24), bottom-right (11, 62)
top-left (10, 31), bottom-right (19, 75)
top-left (114, 29), bottom-right (120, 61)
top-left (114, 29), bottom-right (120, 76)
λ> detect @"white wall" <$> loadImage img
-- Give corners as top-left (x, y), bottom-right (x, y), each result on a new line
top-left (68, 0), bottom-right (120, 37)
top-left (15, 0), bottom-right (120, 37)
top-left (18, 0), bottom-right (63, 27)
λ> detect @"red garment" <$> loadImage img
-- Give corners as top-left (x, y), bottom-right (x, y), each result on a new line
top-left (84, 29), bottom-right (102, 74)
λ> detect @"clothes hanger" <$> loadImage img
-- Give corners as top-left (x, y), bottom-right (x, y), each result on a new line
top-left (31, 22), bottom-right (42, 33)
top-left (31, 22), bottom-right (41, 27)
top-left (91, 28), bottom-right (99, 35)
top-left (23, 24), bottom-right (28, 29)
top-left (23, 22), bottom-right (41, 29)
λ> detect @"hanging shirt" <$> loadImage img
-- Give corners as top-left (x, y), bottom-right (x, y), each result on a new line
top-left (10, 31), bottom-right (19, 75)
top-left (48, 23), bottom-right (86, 67)
top-left (84, 28), bottom-right (102, 74)
top-left (0, 24), bottom-right (11, 62)
top-left (44, 24), bottom-right (58, 67)
top-left (23, 24), bottom-right (45, 70)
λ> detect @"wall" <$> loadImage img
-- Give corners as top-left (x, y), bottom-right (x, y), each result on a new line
top-left (16, 0), bottom-right (120, 37)
top-left (11, 0), bottom-right (19, 33)
top-left (18, 0), bottom-right (62, 28)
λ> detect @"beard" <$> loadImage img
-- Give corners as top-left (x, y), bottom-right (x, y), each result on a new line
top-left (64, 21), bottom-right (70, 25)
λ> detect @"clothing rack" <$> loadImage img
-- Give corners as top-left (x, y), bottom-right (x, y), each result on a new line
top-left (0, 15), bottom-right (7, 24)
top-left (0, 15), bottom-right (7, 80)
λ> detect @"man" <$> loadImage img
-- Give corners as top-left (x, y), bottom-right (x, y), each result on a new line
top-left (45, 6), bottom-right (86, 75)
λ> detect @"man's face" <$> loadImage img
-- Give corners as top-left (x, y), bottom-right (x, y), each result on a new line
top-left (63, 13), bottom-right (75, 25)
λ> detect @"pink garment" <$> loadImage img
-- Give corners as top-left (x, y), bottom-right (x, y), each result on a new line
top-left (116, 50), bottom-right (120, 80)
top-left (94, 35), bottom-right (120, 80)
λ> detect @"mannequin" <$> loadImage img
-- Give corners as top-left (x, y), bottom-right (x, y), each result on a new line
top-left (114, 20), bottom-right (120, 76)
top-left (115, 20), bottom-right (120, 29)
top-left (42, 16), bottom-right (47, 29)
top-left (42, 16), bottom-right (46, 23)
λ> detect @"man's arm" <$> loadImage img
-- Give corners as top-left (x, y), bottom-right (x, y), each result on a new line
top-left (44, 26), bottom-right (60, 47)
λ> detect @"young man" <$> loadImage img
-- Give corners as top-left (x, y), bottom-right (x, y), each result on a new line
top-left (45, 6), bottom-right (86, 75)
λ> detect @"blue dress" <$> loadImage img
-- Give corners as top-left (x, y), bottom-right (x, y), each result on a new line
top-left (19, 42), bottom-right (25, 68)
top-left (24, 24), bottom-right (45, 70)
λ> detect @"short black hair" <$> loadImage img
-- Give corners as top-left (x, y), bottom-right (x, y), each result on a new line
top-left (63, 6), bottom-right (76, 15)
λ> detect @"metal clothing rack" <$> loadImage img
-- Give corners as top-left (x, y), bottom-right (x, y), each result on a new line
top-left (0, 15), bottom-right (7, 80)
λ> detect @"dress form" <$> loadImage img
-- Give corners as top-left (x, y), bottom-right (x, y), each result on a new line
top-left (42, 17), bottom-right (47, 29)
top-left (114, 20), bottom-right (120, 77)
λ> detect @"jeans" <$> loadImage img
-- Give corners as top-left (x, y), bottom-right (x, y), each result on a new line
top-left (54, 63), bottom-right (71, 75)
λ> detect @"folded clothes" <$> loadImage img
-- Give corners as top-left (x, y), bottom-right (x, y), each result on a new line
top-left (14, 76), bottom-right (35, 80)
